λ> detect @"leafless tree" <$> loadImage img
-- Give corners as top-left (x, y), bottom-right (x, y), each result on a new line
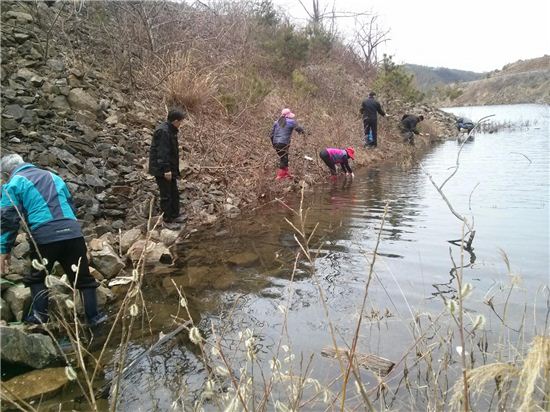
top-left (296, 1), bottom-right (389, 70)
top-left (351, 14), bottom-right (390, 69)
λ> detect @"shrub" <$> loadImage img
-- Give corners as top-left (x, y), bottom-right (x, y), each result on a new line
top-left (305, 23), bottom-right (335, 58)
top-left (245, 73), bottom-right (272, 103)
top-left (446, 86), bottom-right (463, 101)
top-left (261, 24), bottom-right (310, 75)
top-left (163, 56), bottom-right (218, 113)
top-left (292, 69), bottom-right (318, 96)
top-left (217, 92), bottom-right (239, 114)
top-left (253, 0), bottom-right (280, 27)
top-left (372, 54), bottom-right (424, 103)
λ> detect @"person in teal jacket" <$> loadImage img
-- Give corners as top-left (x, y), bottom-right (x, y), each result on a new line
top-left (0, 154), bottom-right (106, 326)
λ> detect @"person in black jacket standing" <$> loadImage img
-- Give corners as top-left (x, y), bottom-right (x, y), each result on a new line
top-left (149, 109), bottom-right (186, 229)
top-left (360, 91), bottom-right (386, 148)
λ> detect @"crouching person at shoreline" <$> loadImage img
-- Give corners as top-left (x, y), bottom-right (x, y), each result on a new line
top-left (0, 154), bottom-right (106, 326)
top-left (319, 147), bottom-right (355, 181)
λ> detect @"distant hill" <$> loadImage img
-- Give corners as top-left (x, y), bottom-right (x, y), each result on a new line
top-left (404, 64), bottom-right (485, 91)
top-left (431, 55), bottom-right (550, 106)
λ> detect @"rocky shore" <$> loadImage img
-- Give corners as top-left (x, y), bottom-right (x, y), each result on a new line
top-left (0, 1), bottom-right (459, 400)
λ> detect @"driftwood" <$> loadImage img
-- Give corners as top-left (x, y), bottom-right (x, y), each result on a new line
top-left (321, 347), bottom-right (395, 377)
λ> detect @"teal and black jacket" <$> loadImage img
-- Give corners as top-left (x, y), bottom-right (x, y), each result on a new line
top-left (0, 163), bottom-right (82, 254)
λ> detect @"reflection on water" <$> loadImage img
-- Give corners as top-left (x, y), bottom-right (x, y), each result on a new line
top-left (111, 104), bottom-right (549, 410)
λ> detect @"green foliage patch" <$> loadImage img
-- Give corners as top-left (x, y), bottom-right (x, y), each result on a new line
top-left (373, 55), bottom-right (424, 103)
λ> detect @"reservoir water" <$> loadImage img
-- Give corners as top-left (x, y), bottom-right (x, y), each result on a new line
top-left (110, 104), bottom-right (549, 410)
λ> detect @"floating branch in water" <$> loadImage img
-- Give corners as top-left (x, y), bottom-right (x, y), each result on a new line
top-left (509, 152), bottom-right (532, 164)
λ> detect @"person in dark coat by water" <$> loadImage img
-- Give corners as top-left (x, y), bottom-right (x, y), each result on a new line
top-left (0, 154), bottom-right (107, 326)
top-left (319, 147), bottom-right (355, 181)
top-left (270, 108), bottom-right (305, 179)
top-left (456, 117), bottom-right (475, 133)
top-left (360, 92), bottom-right (387, 148)
top-left (149, 109), bottom-right (186, 229)
top-left (400, 114), bottom-right (424, 145)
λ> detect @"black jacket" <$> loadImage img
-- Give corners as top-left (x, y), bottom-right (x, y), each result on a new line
top-left (400, 115), bottom-right (422, 134)
top-left (360, 97), bottom-right (386, 121)
top-left (148, 121), bottom-right (180, 177)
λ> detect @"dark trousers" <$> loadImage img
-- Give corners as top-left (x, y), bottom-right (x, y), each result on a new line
top-left (24, 237), bottom-right (98, 289)
top-left (319, 149), bottom-right (337, 175)
top-left (273, 143), bottom-right (290, 168)
top-left (155, 176), bottom-right (180, 221)
top-left (363, 118), bottom-right (378, 146)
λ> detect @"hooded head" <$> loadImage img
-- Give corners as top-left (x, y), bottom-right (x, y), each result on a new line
top-left (345, 147), bottom-right (355, 160)
top-left (281, 108), bottom-right (295, 119)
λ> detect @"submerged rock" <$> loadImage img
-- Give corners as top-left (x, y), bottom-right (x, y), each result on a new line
top-left (212, 271), bottom-right (238, 290)
top-left (2, 367), bottom-right (69, 401)
top-left (227, 252), bottom-right (259, 267)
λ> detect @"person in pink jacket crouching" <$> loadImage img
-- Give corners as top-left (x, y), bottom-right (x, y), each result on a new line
top-left (319, 147), bottom-right (355, 181)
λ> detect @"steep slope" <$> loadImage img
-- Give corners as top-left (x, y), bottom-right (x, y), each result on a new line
top-left (1, 1), bottom-right (456, 236)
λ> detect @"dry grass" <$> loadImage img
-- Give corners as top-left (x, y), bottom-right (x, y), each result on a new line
top-left (449, 336), bottom-right (550, 412)
top-left (163, 54), bottom-right (219, 113)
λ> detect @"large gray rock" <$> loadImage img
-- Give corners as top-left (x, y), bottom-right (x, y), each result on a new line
top-left (83, 174), bottom-right (105, 188)
top-left (89, 241), bottom-right (124, 279)
top-left (6, 257), bottom-right (31, 277)
top-left (127, 239), bottom-right (173, 265)
top-left (1, 117), bottom-right (19, 130)
top-left (3, 285), bottom-right (31, 321)
top-left (67, 88), bottom-right (99, 113)
top-left (160, 228), bottom-right (180, 246)
top-left (5, 11), bottom-right (33, 22)
top-left (224, 203), bottom-right (241, 218)
top-left (15, 68), bottom-right (38, 82)
top-left (120, 228), bottom-right (142, 254)
top-left (49, 147), bottom-right (81, 167)
top-left (0, 326), bottom-right (60, 369)
top-left (13, 240), bottom-right (30, 259)
top-left (47, 59), bottom-right (66, 72)
top-left (51, 95), bottom-right (70, 110)
top-left (3, 104), bottom-right (26, 120)
top-left (1, 297), bottom-right (14, 322)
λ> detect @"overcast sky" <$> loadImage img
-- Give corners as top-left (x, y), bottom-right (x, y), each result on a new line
top-left (272, 0), bottom-right (550, 73)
